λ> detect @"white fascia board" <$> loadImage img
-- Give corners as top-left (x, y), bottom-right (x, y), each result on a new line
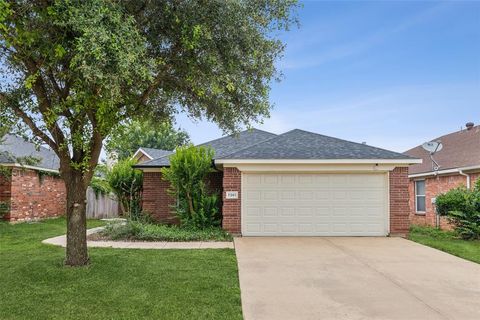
top-left (460, 164), bottom-right (480, 171)
top-left (409, 164), bottom-right (480, 178)
top-left (221, 163), bottom-right (396, 172)
top-left (138, 167), bottom-right (163, 173)
top-left (0, 163), bottom-right (60, 174)
top-left (132, 148), bottom-right (153, 160)
top-left (215, 158), bottom-right (421, 165)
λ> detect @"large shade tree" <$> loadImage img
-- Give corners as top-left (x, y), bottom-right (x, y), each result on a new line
top-left (106, 120), bottom-right (190, 160)
top-left (0, 0), bottom-right (298, 266)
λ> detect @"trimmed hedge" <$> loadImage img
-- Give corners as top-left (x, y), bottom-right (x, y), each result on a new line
top-left (101, 220), bottom-right (233, 242)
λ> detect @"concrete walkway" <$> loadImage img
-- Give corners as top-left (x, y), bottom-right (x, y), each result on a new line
top-left (42, 227), bottom-right (234, 249)
top-left (235, 237), bottom-right (480, 320)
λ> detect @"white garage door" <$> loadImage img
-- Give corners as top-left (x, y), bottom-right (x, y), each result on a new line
top-left (242, 173), bottom-right (388, 236)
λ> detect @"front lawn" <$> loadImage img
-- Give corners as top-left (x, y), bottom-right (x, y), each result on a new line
top-left (409, 225), bottom-right (480, 264)
top-left (0, 218), bottom-right (242, 320)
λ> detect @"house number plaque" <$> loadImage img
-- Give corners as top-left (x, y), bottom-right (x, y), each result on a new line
top-left (225, 191), bottom-right (238, 199)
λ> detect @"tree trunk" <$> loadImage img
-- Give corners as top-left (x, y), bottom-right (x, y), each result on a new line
top-left (64, 171), bottom-right (89, 266)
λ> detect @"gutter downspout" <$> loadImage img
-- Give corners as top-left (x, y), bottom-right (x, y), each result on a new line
top-left (458, 170), bottom-right (471, 189)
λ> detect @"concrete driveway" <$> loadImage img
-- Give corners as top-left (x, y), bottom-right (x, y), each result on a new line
top-left (235, 237), bottom-right (480, 320)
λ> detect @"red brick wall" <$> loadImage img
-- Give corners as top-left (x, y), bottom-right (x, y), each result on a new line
top-left (222, 167), bottom-right (241, 234)
top-left (142, 171), bottom-right (223, 224)
top-left (409, 173), bottom-right (479, 228)
top-left (389, 167), bottom-right (410, 236)
top-left (0, 169), bottom-right (12, 218)
top-left (142, 171), bottom-right (177, 223)
top-left (471, 173), bottom-right (480, 188)
top-left (206, 171), bottom-right (223, 194)
top-left (7, 168), bottom-right (66, 222)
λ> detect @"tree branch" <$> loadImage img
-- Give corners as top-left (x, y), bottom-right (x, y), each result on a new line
top-left (46, 67), bottom-right (64, 99)
top-left (84, 110), bottom-right (103, 185)
top-left (0, 92), bottom-right (59, 154)
top-left (21, 57), bottom-right (68, 151)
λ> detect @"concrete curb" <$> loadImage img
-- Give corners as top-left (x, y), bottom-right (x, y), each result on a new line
top-left (42, 227), bottom-right (234, 249)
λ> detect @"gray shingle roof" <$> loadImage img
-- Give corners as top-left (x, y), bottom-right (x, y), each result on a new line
top-left (135, 128), bottom-right (414, 168)
top-left (405, 125), bottom-right (480, 174)
top-left (135, 129), bottom-right (277, 167)
top-left (139, 147), bottom-right (173, 159)
top-left (218, 129), bottom-right (415, 160)
top-left (0, 134), bottom-right (59, 171)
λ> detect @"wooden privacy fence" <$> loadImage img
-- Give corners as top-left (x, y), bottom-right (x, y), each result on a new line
top-left (86, 187), bottom-right (119, 219)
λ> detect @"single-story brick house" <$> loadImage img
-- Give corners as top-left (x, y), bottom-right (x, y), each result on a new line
top-left (135, 129), bottom-right (420, 236)
top-left (0, 135), bottom-right (65, 222)
top-left (404, 122), bottom-right (480, 228)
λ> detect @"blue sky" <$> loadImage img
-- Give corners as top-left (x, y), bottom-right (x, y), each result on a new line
top-left (176, 0), bottom-right (480, 152)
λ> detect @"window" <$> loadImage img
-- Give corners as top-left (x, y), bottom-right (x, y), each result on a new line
top-left (415, 180), bottom-right (426, 213)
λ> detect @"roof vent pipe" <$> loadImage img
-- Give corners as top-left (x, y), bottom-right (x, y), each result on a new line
top-left (466, 122), bottom-right (474, 130)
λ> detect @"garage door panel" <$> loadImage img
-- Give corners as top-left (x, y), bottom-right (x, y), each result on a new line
top-left (244, 190), bottom-right (261, 200)
top-left (242, 173), bottom-right (388, 236)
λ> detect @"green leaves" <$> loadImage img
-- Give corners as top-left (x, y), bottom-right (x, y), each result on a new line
top-left (105, 120), bottom-right (190, 160)
top-left (107, 158), bottom-right (143, 219)
top-left (54, 44), bottom-right (66, 58)
top-left (0, 0), bottom-right (12, 33)
top-left (436, 184), bottom-right (480, 240)
top-left (24, 72), bottom-right (39, 90)
top-left (161, 145), bottom-right (220, 228)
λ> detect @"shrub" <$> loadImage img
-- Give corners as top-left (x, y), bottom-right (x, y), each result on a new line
top-left (102, 220), bottom-right (232, 242)
top-left (107, 158), bottom-right (143, 220)
top-left (89, 177), bottom-right (112, 197)
top-left (0, 200), bottom-right (9, 217)
top-left (435, 182), bottom-right (480, 240)
top-left (161, 145), bottom-right (221, 228)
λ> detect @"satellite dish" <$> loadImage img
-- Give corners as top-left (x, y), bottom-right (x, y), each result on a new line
top-left (422, 140), bottom-right (443, 171)
top-left (422, 141), bottom-right (443, 154)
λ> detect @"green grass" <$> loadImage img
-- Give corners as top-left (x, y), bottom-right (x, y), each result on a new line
top-left (409, 225), bottom-right (480, 264)
top-left (101, 220), bottom-right (233, 242)
top-left (0, 218), bottom-right (242, 320)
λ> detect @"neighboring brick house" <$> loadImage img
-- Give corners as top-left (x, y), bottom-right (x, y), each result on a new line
top-left (135, 129), bottom-right (419, 237)
top-left (404, 122), bottom-right (480, 228)
top-left (0, 135), bottom-right (66, 222)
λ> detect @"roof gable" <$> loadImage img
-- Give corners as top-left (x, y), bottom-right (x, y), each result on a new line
top-left (133, 147), bottom-right (172, 160)
top-left (404, 125), bottom-right (480, 174)
top-left (136, 128), bottom-right (277, 167)
top-left (219, 129), bottom-right (414, 160)
top-left (0, 134), bottom-right (59, 171)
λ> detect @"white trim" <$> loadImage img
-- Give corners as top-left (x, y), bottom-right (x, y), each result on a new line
top-left (408, 165), bottom-right (480, 178)
top-left (215, 158), bottom-right (421, 165)
top-left (414, 180), bottom-right (426, 214)
top-left (0, 163), bottom-right (59, 174)
top-left (139, 167), bottom-right (163, 173)
top-left (386, 172), bottom-right (391, 235)
top-left (222, 163), bottom-right (397, 173)
top-left (132, 148), bottom-right (153, 160)
top-left (241, 172), bottom-right (245, 236)
top-left (461, 164), bottom-right (480, 171)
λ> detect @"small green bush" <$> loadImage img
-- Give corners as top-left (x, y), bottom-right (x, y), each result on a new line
top-left (102, 220), bottom-right (232, 242)
top-left (436, 187), bottom-right (475, 216)
top-left (0, 200), bottom-right (9, 217)
top-left (107, 158), bottom-right (143, 220)
top-left (161, 145), bottom-right (221, 229)
top-left (435, 181), bottom-right (480, 240)
top-left (90, 177), bottom-right (112, 197)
